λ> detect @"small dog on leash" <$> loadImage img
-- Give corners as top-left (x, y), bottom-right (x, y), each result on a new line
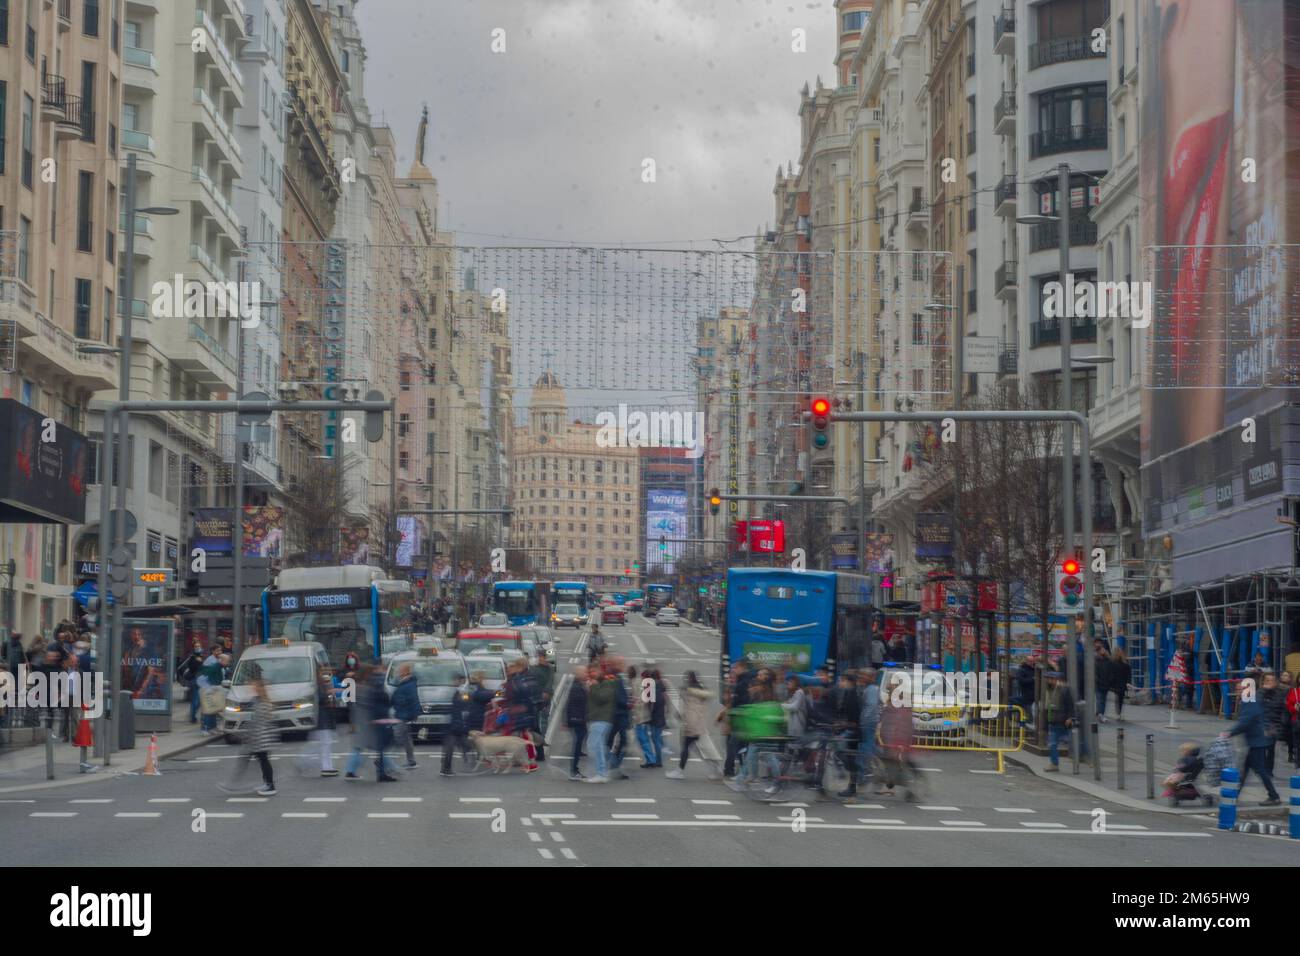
top-left (467, 730), bottom-right (533, 773)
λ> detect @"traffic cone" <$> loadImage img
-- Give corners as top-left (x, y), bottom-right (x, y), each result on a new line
top-left (142, 731), bottom-right (162, 776)
top-left (73, 704), bottom-right (95, 748)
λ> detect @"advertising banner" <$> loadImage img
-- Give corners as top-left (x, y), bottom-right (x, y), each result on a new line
top-left (120, 618), bottom-right (174, 720)
top-left (645, 488), bottom-right (688, 570)
top-left (396, 516), bottom-right (420, 567)
top-left (747, 519), bottom-right (786, 554)
top-left (915, 514), bottom-right (953, 562)
top-left (0, 399), bottom-right (88, 524)
top-left (339, 526), bottom-right (372, 565)
top-left (192, 508), bottom-right (233, 555)
top-left (1139, 0), bottom-right (1300, 583)
top-left (829, 532), bottom-right (858, 570)
top-left (863, 533), bottom-right (896, 573)
top-left (241, 506), bottom-right (284, 558)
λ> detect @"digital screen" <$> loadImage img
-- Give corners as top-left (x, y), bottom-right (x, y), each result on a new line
top-left (269, 588), bottom-right (371, 613)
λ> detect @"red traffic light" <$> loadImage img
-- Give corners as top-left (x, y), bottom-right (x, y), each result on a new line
top-left (811, 397), bottom-right (831, 417)
top-left (1061, 558), bottom-right (1080, 575)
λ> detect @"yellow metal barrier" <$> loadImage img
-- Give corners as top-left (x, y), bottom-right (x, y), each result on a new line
top-left (900, 703), bottom-right (1026, 773)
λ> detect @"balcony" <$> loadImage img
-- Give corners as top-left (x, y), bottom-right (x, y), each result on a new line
top-left (192, 87), bottom-right (242, 164)
top-left (119, 209), bottom-right (154, 259)
top-left (993, 8), bottom-right (1015, 55)
top-left (189, 164), bottom-right (241, 240)
top-left (287, 84), bottom-right (341, 198)
top-left (117, 298), bottom-right (148, 320)
top-left (121, 128), bottom-right (156, 155)
top-left (1030, 317), bottom-right (1098, 348)
top-left (40, 75), bottom-right (69, 121)
top-left (30, 310), bottom-right (118, 392)
top-left (54, 95), bottom-right (87, 141)
top-left (995, 261), bottom-right (1018, 300)
top-left (998, 347), bottom-right (1019, 377)
top-left (1029, 35), bottom-right (1107, 70)
top-left (124, 46), bottom-right (156, 70)
top-left (1030, 124), bottom-right (1107, 159)
top-left (994, 90), bottom-right (1016, 135)
top-left (1028, 217), bottom-right (1099, 253)
top-left (193, 9), bottom-right (244, 98)
top-left (993, 174), bottom-right (1017, 217)
top-left (184, 322), bottom-right (237, 386)
top-left (57, 0), bottom-right (72, 29)
top-left (189, 243), bottom-right (230, 284)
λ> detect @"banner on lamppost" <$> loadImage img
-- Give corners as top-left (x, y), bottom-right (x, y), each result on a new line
top-left (915, 513), bottom-right (954, 562)
top-left (863, 533), bottom-right (896, 573)
top-left (830, 532), bottom-right (858, 570)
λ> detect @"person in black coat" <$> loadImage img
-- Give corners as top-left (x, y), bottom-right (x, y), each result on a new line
top-left (723, 661), bottom-right (755, 778)
top-left (1109, 649), bottom-right (1132, 720)
top-left (463, 670), bottom-right (495, 735)
top-left (1013, 660), bottom-right (1037, 721)
top-left (441, 674), bottom-right (473, 776)
top-left (565, 665), bottom-right (590, 780)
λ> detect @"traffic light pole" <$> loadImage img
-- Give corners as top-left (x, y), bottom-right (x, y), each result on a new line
top-left (829, 407), bottom-right (1096, 778)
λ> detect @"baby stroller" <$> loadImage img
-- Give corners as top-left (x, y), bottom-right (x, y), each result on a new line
top-left (1162, 744), bottom-right (1216, 807)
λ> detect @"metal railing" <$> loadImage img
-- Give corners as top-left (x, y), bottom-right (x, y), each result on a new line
top-left (998, 347), bottom-right (1019, 376)
top-left (993, 8), bottom-right (1015, 49)
top-left (994, 173), bottom-right (1017, 207)
top-left (1029, 35), bottom-right (1107, 70)
top-left (1029, 217), bottom-right (1098, 253)
top-left (188, 322), bottom-right (237, 371)
top-left (994, 90), bottom-right (1015, 127)
top-left (1030, 124), bottom-right (1107, 158)
top-left (995, 261), bottom-right (1017, 292)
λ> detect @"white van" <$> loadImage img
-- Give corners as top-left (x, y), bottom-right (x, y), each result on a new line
top-left (221, 640), bottom-right (329, 744)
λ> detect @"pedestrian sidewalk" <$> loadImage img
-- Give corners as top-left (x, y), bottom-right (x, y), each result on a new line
top-left (1004, 700), bottom-right (1292, 819)
top-left (0, 691), bottom-right (214, 794)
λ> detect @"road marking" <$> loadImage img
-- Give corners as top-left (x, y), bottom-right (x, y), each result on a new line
top-left (0, 799), bottom-right (37, 803)
top-left (917, 805), bottom-right (960, 811)
top-left (1107, 824), bottom-right (1148, 831)
top-left (916, 767), bottom-right (943, 773)
top-left (941, 820), bottom-right (986, 827)
top-left (69, 799), bottom-right (113, 804)
top-left (458, 797), bottom-right (499, 803)
top-left (533, 812), bottom-right (575, 820)
top-left (31, 812), bottom-right (78, 817)
top-left (1069, 810), bottom-right (1095, 815)
top-left (449, 812), bottom-right (494, 819)
top-left (664, 634), bottom-right (700, 656)
top-left (226, 798), bottom-right (267, 803)
top-left (559, 819), bottom-right (1210, 837)
top-left (527, 831), bottom-right (542, 842)
top-left (304, 797), bottom-right (347, 803)
top-left (115, 812), bottom-right (162, 818)
top-left (969, 769), bottom-right (1001, 774)
top-left (540, 797), bottom-right (580, 804)
top-left (857, 818), bottom-right (905, 824)
top-left (772, 802), bottom-right (808, 808)
top-left (149, 798), bottom-right (191, 803)
top-left (691, 799), bottom-right (732, 805)
top-left (537, 848), bottom-right (554, 860)
top-left (191, 757), bottom-right (219, 763)
top-left (630, 632), bottom-right (648, 654)
top-left (778, 815), bottom-right (824, 823)
top-left (546, 674), bottom-right (573, 748)
top-left (367, 812), bottom-right (411, 819)
top-left (994, 807), bottom-right (1035, 813)
top-left (282, 812), bottom-right (328, 819)
top-left (695, 814), bottom-right (741, 820)
top-left (550, 831), bottom-right (566, 842)
top-left (615, 797), bottom-right (655, 803)
top-left (521, 817), bottom-right (534, 826)
top-left (844, 804), bottom-right (885, 810)
top-left (611, 812), bottom-right (658, 819)
top-left (1020, 821), bottom-right (1068, 828)
top-left (383, 797), bottom-right (423, 803)
top-left (560, 847), bottom-right (577, 860)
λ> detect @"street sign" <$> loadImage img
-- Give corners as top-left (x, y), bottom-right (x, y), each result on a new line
top-left (963, 336), bottom-right (1000, 374)
top-left (73, 579), bottom-right (115, 608)
top-left (238, 390), bottom-right (273, 424)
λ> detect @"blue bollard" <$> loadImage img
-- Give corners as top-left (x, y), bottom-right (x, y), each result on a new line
top-left (1291, 774), bottom-right (1300, 840)
top-left (1218, 767), bottom-right (1239, 830)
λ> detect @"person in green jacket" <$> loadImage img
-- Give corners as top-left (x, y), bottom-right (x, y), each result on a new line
top-left (585, 668), bottom-right (619, 783)
top-left (729, 696), bottom-right (787, 792)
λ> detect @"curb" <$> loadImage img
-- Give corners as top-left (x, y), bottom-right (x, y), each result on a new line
top-left (0, 733), bottom-right (215, 794)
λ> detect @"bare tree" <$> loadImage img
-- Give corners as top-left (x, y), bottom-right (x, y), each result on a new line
top-left (282, 457), bottom-right (349, 567)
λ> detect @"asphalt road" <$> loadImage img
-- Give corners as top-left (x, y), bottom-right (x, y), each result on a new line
top-left (1, 613), bottom-right (1293, 866)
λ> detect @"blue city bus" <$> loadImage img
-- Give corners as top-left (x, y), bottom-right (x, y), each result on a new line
top-left (646, 583), bottom-right (675, 616)
top-left (261, 566), bottom-right (414, 666)
top-left (625, 589), bottom-right (645, 606)
top-left (491, 580), bottom-right (549, 626)
top-left (551, 580), bottom-right (589, 611)
top-left (721, 568), bottom-right (873, 690)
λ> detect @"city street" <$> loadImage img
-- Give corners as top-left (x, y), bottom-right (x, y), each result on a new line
top-left (3, 614), bottom-right (1290, 868)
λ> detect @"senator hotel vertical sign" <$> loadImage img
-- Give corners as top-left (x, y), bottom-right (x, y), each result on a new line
top-left (728, 368), bottom-right (740, 514)
top-left (322, 241), bottom-right (348, 457)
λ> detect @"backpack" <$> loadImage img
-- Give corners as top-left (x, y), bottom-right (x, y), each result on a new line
top-left (1201, 736), bottom-right (1233, 787)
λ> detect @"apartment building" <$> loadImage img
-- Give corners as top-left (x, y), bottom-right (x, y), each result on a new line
top-left (696, 305), bottom-right (749, 531)
top-left (510, 372), bottom-right (640, 581)
top-left (0, 0), bottom-right (121, 637)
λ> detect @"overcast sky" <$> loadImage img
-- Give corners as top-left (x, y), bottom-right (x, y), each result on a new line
top-left (356, 0), bottom-right (838, 246)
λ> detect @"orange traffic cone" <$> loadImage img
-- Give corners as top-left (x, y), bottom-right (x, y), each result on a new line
top-left (142, 731), bottom-right (162, 776)
top-left (73, 704), bottom-right (95, 748)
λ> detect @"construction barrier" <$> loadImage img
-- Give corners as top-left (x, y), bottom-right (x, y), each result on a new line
top-left (1291, 774), bottom-right (1299, 841)
top-left (907, 703), bottom-right (1026, 774)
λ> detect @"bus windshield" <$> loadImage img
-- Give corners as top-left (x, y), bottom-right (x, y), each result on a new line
top-left (493, 588), bottom-right (535, 619)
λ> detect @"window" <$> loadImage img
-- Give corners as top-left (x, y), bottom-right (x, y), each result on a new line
top-left (1037, 84), bottom-right (1106, 135)
top-left (84, 0), bottom-right (99, 37)
top-left (124, 19), bottom-right (140, 49)
top-left (74, 278), bottom-right (92, 338)
top-left (17, 215), bottom-right (29, 282)
top-left (76, 171), bottom-right (93, 252)
top-left (122, 101), bottom-right (138, 132)
top-left (148, 441), bottom-right (163, 496)
top-left (21, 93), bottom-right (32, 188)
top-left (81, 61), bottom-right (96, 141)
top-left (1036, 0), bottom-right (1106, 42)
top-left (0, 81), bottom-right (5, 174)
top-left (842, 10), bottom-right (867, 31)
top-left (0, 0), bottom-right (7, 45)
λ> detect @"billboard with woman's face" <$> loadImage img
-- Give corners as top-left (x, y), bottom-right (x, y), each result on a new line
top-left (1139, 0), bottom-right (1300, 577)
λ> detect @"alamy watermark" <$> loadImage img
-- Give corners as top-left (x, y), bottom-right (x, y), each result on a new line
top-left (1041, 273), bottom-right (1152, 329)
top-left (150, 275), bottom-right (263, 328)
top-left (0, 666), bottom-right (105, 718)
top-left (595, 404), bottom-right (704, 458)
top-left (881, 666), bottom-right (1001, 718)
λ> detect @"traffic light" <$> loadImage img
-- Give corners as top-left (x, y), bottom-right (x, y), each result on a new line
top-left (709, 488), bottom-right (721, 516)
top-left (1056, 556), bottom-right (1084, 613)
top-left (810, 397), bottom-right (831, 449)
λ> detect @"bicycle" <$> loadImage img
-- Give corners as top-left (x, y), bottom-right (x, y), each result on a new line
top-left (731, 734), bottom-right (857, 802)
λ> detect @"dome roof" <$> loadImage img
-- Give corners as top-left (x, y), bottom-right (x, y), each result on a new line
top-left (535, 369), bottom-right (561, 389)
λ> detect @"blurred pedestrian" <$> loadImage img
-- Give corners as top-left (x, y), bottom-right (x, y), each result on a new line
top-left (176, 644), bottom-right (205, 725)
top-left (857, 669), bottom-right (880, 789)
top-left (566, 665), bottom-right (589, 781)
top-left (1043, 671), bottom-right (1075, 772)
top-left (607, 662), bottom-right (632, 779)
top-left (649, 668), bottom-right (668, 768)
top-left (722, 660), bottom-right (754, 779)
top-left (390, 662), bottom-right (420, 770)
top-left (440, 673), bottom-right (473, 777)
top-left (876, 673), bottom-right (918, 799)
top-left (1223, 677), bottom-right (1281, 805)
top-left (221, 670), bottom-right (278, 796)
top-left (585, 666), bottom-right (618, 783)
top-left (298, 663), bottom-right (339, 777)
top-left (665, 670), bottom-right (711, 779)
top-left (1094, 645), bottom-right (1112, 723)
top-left (344, 664), bottom-right (399, 782)
top-left (196, 645), bottom-right (225, 735)
top-left (1259, 671), bottom-right (1286, 777)
top-left (1110, 648), bottom-right (1131, 721)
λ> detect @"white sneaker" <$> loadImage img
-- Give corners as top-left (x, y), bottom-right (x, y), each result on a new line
top-left (664, 768), bottom-right (684, 779)
top-left (585, 774), bottom-right (609, 784)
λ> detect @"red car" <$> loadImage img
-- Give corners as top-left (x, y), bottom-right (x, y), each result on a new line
top-left (600, 606), bottom-right (626, 625)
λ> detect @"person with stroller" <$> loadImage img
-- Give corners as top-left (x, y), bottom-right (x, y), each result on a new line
top-left (1162, 742), bottom-right (1213, 806)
